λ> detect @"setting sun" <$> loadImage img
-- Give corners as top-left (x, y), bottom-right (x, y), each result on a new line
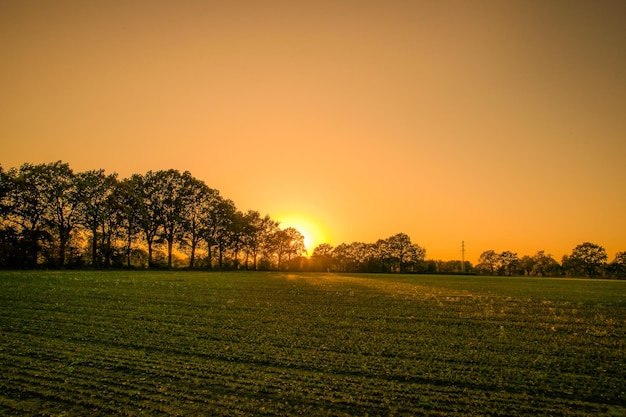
top-left (276, 214), bottom-right (329, 255)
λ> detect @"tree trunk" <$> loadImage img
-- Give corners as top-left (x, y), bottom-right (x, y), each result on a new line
top-left (147, 237), bottom-right (153, 268)
top-left (58, 235), bottom-right (67, 267)
top-left (105, 231), bottom-right (112, 267)
top-left (233, 248), bottom-right (240, 270)
top-left (167, 238), bottom-right (173, 269)
top-left (100, 223), bottom-right (109, 267)
top-left (26, 230), bottom-right (39, 267)
top-left (126, 233), bottom-right (132, 268)
top-left (189, 243), bottom-right (196, 269)
top-left (91, 226), bottom-right (99, 267)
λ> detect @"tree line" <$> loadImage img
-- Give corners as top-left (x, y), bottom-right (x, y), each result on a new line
top-left (0, 161), bottom-right (309, 270)
top-left (1, 162), bottom-right (623, 278)
top-left (309, 234), bottom-right (427, 273)
top-left (0, 161), bottom-right (427, 272)
top-left (473, 244), bottom-right (625, 279)
top-left (308, 242), bottom-right (625, 279)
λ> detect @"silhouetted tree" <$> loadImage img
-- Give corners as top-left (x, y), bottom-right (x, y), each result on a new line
top-left (181, 179), bottom-right (218, 268)
top-left (607, 252), bottom-right (626, 279)
top-left (42, 162), bottom-right (84, 266)
top-left (3, 163), bottom-right (54, 266)
top-left (210, 198), bottom-right (237, 270)
top-left (433, 260), bottom-right (473, 274)
top-left (0, 166), bottom-right (20, 267)
top-left (383, 233), bottom-right (425, 273)
top-left (271, 227), bottom-right (306, 270)
top-left (77, 169), bottom-right (118, 267)
top-left (228, 210), bottom-right (248, 270)
top-left (567, 242), bottom-right (608, 278)
top-left (240, 210), bottom-right (275, 270)
top-left (152, 170), bottom-right (196, 268)
top-left (129, 172), bottom-right (164, 267)
top-left (0, 165), bottom-right (8, 218)
top-left (114, 178), bottom-right (143, 267)
top-left (518, 255), bottom-right (535, 276)
top-left (331, 243), bottom-right (350, 272)
top-left (338, 242), bottom-right (372, 272)
top-left (532, 250), bottom-right (560, 277)
top-left (311, 243), bottom-right (334, 272)
top-left (477, 250), bottom-right (498, 275)
top-left (499, 251), bottom-right (518, 276)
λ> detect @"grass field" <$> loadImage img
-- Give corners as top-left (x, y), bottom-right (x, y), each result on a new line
top-left (1, 271), bottom-right (624, 416)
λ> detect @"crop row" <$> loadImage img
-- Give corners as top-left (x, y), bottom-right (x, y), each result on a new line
top-left (3, 333), bottom-right (610, 417)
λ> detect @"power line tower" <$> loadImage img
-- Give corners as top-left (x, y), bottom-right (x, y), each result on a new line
top-left (461, 241), bottom-right (466, 273)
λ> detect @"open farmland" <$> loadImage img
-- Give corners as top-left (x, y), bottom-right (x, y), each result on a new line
top-left (1, 271), bottom-right (624, 416)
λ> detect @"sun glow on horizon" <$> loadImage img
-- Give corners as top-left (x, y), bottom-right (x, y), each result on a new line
top-left (276, 214), bottom-right (330, 256)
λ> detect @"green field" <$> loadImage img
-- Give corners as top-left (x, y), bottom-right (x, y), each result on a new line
top-left (1, 271), bottom-right (624, 416)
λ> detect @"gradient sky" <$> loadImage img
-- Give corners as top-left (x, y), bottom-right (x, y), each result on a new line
top-left (2, 0), bottom-right (625, 262)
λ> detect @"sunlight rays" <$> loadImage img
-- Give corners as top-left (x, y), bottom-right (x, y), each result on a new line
top-left (276, 214), bottom-right (329, 255)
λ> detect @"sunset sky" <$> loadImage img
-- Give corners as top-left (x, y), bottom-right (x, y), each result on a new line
top-left (1, 0), bottom-right (625, 262)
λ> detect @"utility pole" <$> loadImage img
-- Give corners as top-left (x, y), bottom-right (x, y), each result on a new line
top-left (461, 241), bottom-right (465, 273)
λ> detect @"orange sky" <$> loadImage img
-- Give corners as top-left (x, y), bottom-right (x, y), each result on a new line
top-left (1, 0), bottom-right (625, 263)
